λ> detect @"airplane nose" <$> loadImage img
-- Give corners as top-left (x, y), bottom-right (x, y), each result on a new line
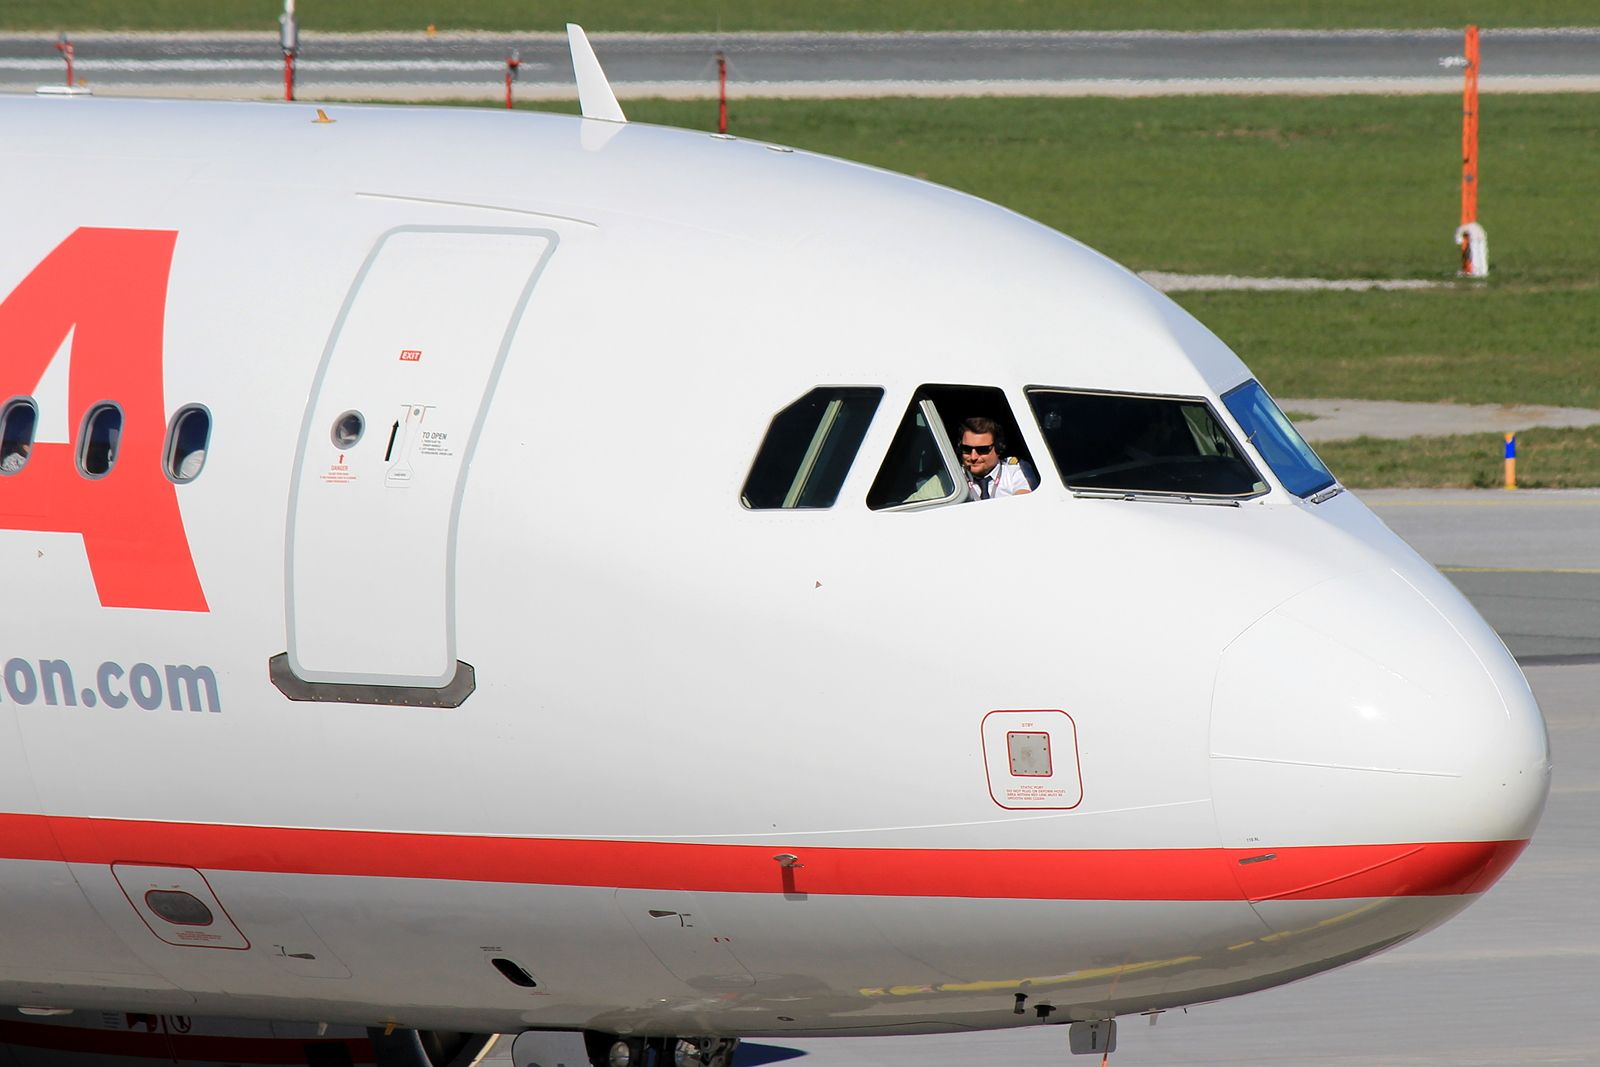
top-left (1209, 567), bottom-right (1550, 886)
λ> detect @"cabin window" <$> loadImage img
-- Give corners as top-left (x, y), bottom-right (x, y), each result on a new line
top-left (164, 405), bottom-right (212, 483)
top-left (1027, 388), bottom-right (1266, 498)
top-left (78, 403), bottom-right (123, 478)
top-left (867, 397), bottom-right (965, 510)
top-left (742, 387), bottom-right (882, 509)
top-left (0, 397), bottom-right (38, 475)
top-left (1221, 379), bottom-right (1337, 498)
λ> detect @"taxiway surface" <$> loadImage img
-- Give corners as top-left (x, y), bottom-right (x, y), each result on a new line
top-left (3, 28), bottom-right (1598, 98)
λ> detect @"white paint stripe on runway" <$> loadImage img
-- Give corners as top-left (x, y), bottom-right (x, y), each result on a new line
top-left (1140, 272), bottom-right (1447, 292)
top-left (0, 58), bottom-right (550, 72)
top-left (663, 75), bottom-right (1600, 96)
top-left (3, 27), bottom-right (1598, 43)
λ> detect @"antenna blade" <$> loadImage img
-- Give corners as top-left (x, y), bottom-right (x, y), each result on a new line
top-left (566, 24), bottom-right (626, 123)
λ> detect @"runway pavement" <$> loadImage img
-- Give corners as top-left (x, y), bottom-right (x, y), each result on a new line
top-left (479, 488), bottom-right (1599, 1063)
top-left (1280, 400), bottom-right (1600, 445)
top-left (1362, 488), bottom-right (1600, 663)
top-left (3, 28), bottom-right (1599, 99)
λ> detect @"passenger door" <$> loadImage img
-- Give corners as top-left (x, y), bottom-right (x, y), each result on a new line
top-left (285, 226), bottom-right (557, 690)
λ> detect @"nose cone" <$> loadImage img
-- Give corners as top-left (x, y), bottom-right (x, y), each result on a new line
top-left (1210, 567), bottom-right (1550, 878)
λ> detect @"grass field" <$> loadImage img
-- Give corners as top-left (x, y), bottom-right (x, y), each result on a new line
top-left (6, 1), bottom-right (1598, 33)
top-left (1319, 426), bottom-right (1600, 488)
top-left (624, 95), bottom-right (1597, 288)
top-left (607, 94), bottom-right (1598, 486)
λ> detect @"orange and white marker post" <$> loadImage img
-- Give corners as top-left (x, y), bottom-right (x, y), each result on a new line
top-left (1454, 25), bottom-right (1488, 277)
top-left (54, 33), bottom-right (74, 86)
top-left (279, 0), bottom-right (299, 102)
top-left (505, 49), bottom-right (520, 109)
top-left (1504, 433), bottom-right (1517, 490)
top-left (716, 51), bottom-right (728, 134)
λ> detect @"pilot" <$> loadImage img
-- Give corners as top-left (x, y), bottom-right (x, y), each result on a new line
top-left (957, 417), bottom-right (1032, 500)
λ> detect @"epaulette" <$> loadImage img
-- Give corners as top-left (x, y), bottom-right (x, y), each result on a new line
top-left (1005, 455), bottom-right (1019, 465)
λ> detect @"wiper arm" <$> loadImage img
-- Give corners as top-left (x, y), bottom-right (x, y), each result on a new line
top-left (1307, 484), bottom-right (1345, 504)
top-left (1071, 489), bottom-right (1242, 508)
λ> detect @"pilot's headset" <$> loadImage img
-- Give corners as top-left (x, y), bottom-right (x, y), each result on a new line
top-left (990, 426), bottom-right (1009, 459)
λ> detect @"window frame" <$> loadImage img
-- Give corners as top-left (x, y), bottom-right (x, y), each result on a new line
top-left (1025, 386), bottom-right (1269, 504)
top-left (867, 397), bottom-right (968, 513)
top-left (1220, 378), bottom-right (1341, 502)
top-left (76, 401), bottom-right (124, 480)
top-left (740, 386), bottom-right (884, 511)
top-left (0, 395), bottom-right (39, 476)
top-left (162, 403), bottom-right (213, 484)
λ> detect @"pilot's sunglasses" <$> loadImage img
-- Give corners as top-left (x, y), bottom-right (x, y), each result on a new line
top-left (958, 444), bottom-right (995, 454)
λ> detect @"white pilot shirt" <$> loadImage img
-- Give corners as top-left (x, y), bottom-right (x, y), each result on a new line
top-left (967, 458), bottom-right (1032, 501)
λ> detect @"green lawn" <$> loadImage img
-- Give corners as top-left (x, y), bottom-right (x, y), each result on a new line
top-left (1174, 288), bottom-right (1598, 408)
top-left (614, 94), bottom-right (1600, 486)
top-left (7, 2), bottom-right (1595, 33)
top-left (621, 95), bottom-right (1597, 288)
top-left (1318, 426), bottom-right (1600, 488)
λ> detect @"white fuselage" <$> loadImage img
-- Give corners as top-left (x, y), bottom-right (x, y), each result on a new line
top-left (0, 95), bottom-right (1549, 1040)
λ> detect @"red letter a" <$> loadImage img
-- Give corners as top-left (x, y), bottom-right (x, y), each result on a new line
top-left (0, 228), bottom-right (207, 612)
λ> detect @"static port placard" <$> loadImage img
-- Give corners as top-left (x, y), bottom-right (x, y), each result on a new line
top-left (981, 711), bottom-right (1082, 810)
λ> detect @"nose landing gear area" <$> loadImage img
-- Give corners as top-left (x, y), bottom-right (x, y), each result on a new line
top-left (511, 1032), bottom-right (744, 1067)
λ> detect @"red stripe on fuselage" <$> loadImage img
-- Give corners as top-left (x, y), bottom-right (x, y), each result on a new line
top-left (0, 814), bottom-right (1525, 902)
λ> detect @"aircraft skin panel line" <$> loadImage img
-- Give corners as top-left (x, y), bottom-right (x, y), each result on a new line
top-left (0, 93), bottom-right (1549, 1054)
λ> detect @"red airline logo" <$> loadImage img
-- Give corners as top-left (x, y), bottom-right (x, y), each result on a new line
top-left (0, 228), bottom-right (208, 612)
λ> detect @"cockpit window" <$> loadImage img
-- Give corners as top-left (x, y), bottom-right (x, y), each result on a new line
top-left (867, 398), bottom-right (965, 510)
top-left (742, 387), bottom-right (882, 509)
top-left (1027, 389), bottom-right (1266, 498)
top-left (914, 383), bottom-right (1042, 497)
top-left (1221, 379), bottom-right (1337, 499)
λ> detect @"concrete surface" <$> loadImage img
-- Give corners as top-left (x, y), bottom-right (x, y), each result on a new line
top-left (1282, 401), bottom-right (1600, 444)
top-left (3, 29), bottom-right (1599, 99)
top-left (1361, 488), bottom-right (1600, 663)
top-left (1142, 272), bottom-right (1447, 292)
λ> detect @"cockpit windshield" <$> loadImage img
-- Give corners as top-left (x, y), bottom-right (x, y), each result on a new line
top-left (1027, 388), bottom-right (1266, 498)
top-left (1220, 379), bottom-right (1337, 499)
